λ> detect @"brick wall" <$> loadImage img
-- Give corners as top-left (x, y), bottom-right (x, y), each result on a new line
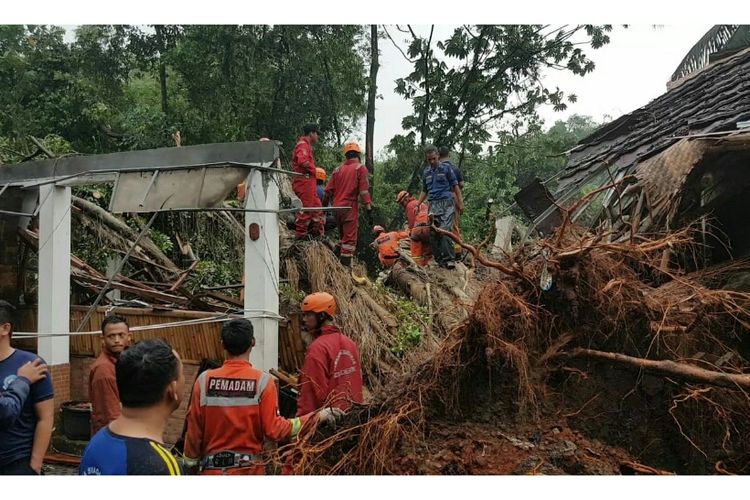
top-left (69, 356), bottom-right (199, 444)
top-left (0, 188), bottom-right (23, 304)
top-left (49, 364), bottom-right (71, 412)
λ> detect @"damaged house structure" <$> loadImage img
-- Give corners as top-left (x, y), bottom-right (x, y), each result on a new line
top-left (552, 37), bottom-right (750, 267)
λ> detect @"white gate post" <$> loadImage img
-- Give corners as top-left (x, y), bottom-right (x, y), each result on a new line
top-left (37, 184), bottom-right (71, 367)
top-left (244, 168), bottom-right (279, 371)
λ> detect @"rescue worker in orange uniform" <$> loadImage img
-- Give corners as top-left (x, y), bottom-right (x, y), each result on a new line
top-left (183, 318), bottom-right (341, 475)
top-left (323, 142), bottom-right (372, 267)
top-left (371, 225), bottom-right (410, 268)
top-left (396, 190), bottom-right (432, 267)
top-left (297, 293), bottom-right (364, 416)
top-left (292, 124), bottom-right (325, 240)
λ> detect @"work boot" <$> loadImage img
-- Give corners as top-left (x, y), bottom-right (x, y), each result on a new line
top-left (339, 255), bottom-right (352, 268)
top-left (445, 260), bottom-right (456, 270)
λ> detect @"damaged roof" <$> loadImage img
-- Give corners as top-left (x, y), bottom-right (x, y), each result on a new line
top-left (557, 47), bottom-right (750, 194)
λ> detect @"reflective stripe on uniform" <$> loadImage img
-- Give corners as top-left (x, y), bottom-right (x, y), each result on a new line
top-left (258, 372), bottom-right (271, 402)
top-left (290, 417), bottom-right (302, 439)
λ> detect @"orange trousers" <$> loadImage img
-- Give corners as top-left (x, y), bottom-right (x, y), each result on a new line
top-left (411, 240), bottom-right (432, 266)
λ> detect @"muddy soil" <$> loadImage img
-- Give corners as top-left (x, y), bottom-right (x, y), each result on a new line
top-left (392, 418), bottom-right (646, 475)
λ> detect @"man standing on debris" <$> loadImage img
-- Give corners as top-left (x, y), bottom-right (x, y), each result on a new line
top-left (183, 318), bottom-right (341, 475)
top-left (438, 146), bottom-right (464, 255)
top-left (292, 124), bottom-right (325, 240)
top-left (397, 190), bottom-right (432, 266)
top-left (89, 315), bottom-right (132, 435)
top-left (0, 300), bottom-right (54, 476)
top-left (371, 225), bottom-right (410, 268)
top-left (297, 292), bottom-right (364, 416)
top-left (418, 145), bottom-right (464, 269)
top-left (323, 142), bottom-right (373, 267)
top-left (80, 339), bottom-right (185, 475)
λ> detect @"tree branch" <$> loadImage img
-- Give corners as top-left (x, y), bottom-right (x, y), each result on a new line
top-left (382, 25), bottom-right (416, 63)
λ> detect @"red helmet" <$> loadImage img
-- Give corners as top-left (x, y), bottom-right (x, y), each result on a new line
top-left (372, 225), bottom-right (385, 235)
top-left (302, 292), bottom-right (337, 317)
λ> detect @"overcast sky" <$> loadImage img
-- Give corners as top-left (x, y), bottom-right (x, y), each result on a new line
top-left (363, 24), bottom-right (712, 156)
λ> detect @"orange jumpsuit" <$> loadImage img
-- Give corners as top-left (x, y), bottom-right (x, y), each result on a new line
top-left (184, 360), bottom-right (310, 475)
top-left (292, 136), bottom-right (324, 238)
top-left (374, 230), bottom-right (409, 268)
top-left (324, 158), bottom-right (372, 257)
top-left (405, 199), bottom-right (432, 266)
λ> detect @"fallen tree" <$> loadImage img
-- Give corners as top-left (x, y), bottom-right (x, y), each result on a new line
top-left (283, 217), bottom-right (750, 475)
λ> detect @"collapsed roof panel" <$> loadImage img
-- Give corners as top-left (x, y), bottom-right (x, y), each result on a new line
top-left (0, 140), bottom-right (279, 187)
top-left (557, 47), bottom-right (750, 195)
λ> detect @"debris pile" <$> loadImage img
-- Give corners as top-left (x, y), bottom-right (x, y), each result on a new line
top-left (284, 217), bottom-right (750, 475)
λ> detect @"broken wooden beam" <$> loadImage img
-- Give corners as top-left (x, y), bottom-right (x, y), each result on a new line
top-left (71, 271), bottom-right (188, 306)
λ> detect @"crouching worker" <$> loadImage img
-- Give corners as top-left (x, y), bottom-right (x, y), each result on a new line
top-left (396, 191), bottom-right (432, 267)
top-left (371, 225), bottom-right (409, 269)
top-left (183, 318), bottom-right (341, 475)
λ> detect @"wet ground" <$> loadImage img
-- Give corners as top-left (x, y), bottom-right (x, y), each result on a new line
top-left (391, 418), bottom-right (651, 475)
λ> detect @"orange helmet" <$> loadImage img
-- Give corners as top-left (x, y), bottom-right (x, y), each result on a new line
top-left (343, 142), bottom-right (361, 155)
top-left (396, 190), bottom-right (409, 205)
top-left (315, 167), bottom-right (327, 182)
top-left (372, 225), bottom-right (385, 235)
top-left (302, 292), bottom-right (337, 317)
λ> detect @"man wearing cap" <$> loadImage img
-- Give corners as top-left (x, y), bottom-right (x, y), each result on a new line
top-left (292, 124), bottom-right (325, 240)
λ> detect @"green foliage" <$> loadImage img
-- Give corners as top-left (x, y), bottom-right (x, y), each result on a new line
top-left (371, 114), bottom-right (601, 244)
top-left (186, 260), bottom-right (239, 293)
top-left (148, 229), bottom-right (174, 254)
top-left (390, 297), bottom-right (429, 356)
top-left (279, 283), bottom-right (305, 305)
top-left (0, 24), bottom-right (611, 288)
top-left (387, 24), bottom-right (611, 195)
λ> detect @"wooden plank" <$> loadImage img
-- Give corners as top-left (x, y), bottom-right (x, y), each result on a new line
top-left (71, 272), bottom-right (188, 305)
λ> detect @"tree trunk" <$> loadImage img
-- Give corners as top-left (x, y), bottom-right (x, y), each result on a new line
top-left (569, 348), bottom-right (750, 391)
top-left (71, 196), bottom-right (178, 272)
top-left (154, 25), bottom-right (169, 117)
top-left (365, 25), bottom-right (379, 184)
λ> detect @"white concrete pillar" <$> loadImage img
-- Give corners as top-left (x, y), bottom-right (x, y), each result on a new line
top-left (37, 185), bottom-right (71, 365)
top-left (244, 168), bottom-right (279, 372)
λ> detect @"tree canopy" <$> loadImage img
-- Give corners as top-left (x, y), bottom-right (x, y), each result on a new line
top-left (0, 24), bottom-right (611, 275)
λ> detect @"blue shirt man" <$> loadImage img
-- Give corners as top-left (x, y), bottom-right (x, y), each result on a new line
top-left (80, 427), bottom-right (182, 475)
top-left (417, 146), bottom-right (464, 269)
top-left (438, 146), bottom-right (464, 189)
top-left (0, 350), bottom-right (54, 474)
top-left (421, 160), bottom-right (458, 201)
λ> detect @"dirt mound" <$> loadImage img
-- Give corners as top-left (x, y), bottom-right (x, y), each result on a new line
top-left (284, 218), bottom-right (750, 475)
